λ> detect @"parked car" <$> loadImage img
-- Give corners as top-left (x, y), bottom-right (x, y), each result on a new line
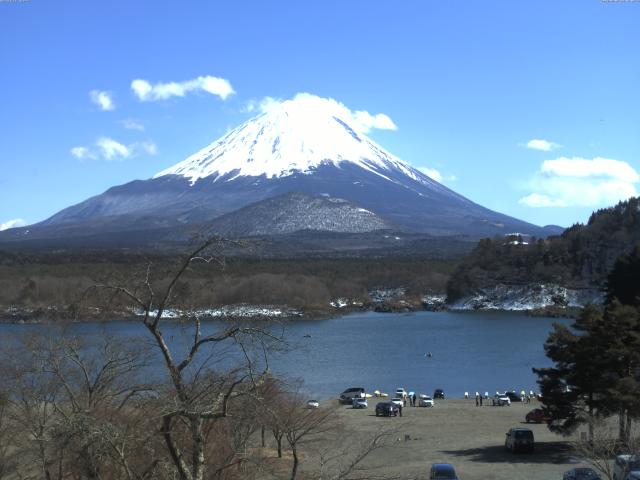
top-left (429, 462), bottom-right (459, 479)
top-left (433, 389), bottom-right (445, 399)
top-left (525, 408), bottom-right (551, 423)
top-left (306, 399), bottom-right (319, 409)
top-left (375, 402), bottom-right (399, 417)
top-left (505, 427), bottom-right (534, 453)
top-left (352, 397), bottom-right (368, 409)
top-left (613, 454), bottom-right (640, 480)
top-left (390, 397), bottom-right (404, 408)
top-left (492, 393), bottom-right (511, 406)
top-left (418, 394), bottom-right (434, 407)
top-left (626, 472), bottom-right (640, 480)
top-left (339, 387), bottom-right (365, 404)
top-left (563, 467), bottom-right (602, 479)
top-left (504, 391), bottom-right (522, 402)
top-left (395, 387), bottom-right (408, 399)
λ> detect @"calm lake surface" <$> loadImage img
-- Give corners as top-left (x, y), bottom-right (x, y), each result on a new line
top-left (0, 311), bottom-right (569, 400)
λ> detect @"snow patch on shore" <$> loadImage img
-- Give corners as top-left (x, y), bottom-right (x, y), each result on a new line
top-left (135, 304), bottom-right (303, 319)
top-left (450, 283), bottom-right (603, 311)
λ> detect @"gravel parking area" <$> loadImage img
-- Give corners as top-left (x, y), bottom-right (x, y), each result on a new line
top-left (322, 398), bottom-right (586, 480)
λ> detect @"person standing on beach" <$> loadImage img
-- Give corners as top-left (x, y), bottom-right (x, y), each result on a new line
top-left (412, 392), bottom-right (416, 407)
top-left (398, 404), bottom-right (403, 417)
top-left (479, 395), bottom-right (483, 406)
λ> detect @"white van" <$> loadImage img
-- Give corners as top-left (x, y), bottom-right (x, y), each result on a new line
top-left (339, 387), bottom-right (365, 404)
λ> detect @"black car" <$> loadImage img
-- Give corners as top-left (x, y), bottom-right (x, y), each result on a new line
top-left (562, 467), bottom-right (602, 480)
top-left (433, 389), bottom-right (445, 399)
top-left (375, 402), bottom-right (399, 417)
top-left (504, 391), bottom-right (522, 402)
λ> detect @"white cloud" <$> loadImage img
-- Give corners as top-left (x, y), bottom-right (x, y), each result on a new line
top-left (417, 166), bottom-right (456, 183)
top-left (71, 138), bottom-right (157, 161)
top-left (0, 218), bottom-right (27, 231)
top-left (352, 110), bottom-right (397, 132)
top-left (96, 137), bottom-right (130, 160)
top-left (519, 156), bottom-right (639, 208)
top-left (525, 139), bottom-right (561, 151)
top-left (90, 90), bottom-right (115, 111)
top-left (120, 119), bottom-right (145, 131)
top-left (131, 75), bottom-right (235, 102)
top-left (541, 157), bottom-right (639, 181)
top-left (137, 140), bottom-right (158, 156)
top-left (418, 166), bottom-right (443, 182)
top-left (70, 146), bottom-right (96, 160)
top-left (518, 193), bottom-right (566, 208)
top-left (244, 96), bottom-right (281, 114)
top-left (246, 93), bottom-right (398, 134)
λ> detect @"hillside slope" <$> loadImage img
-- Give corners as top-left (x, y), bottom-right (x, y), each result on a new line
top-left (446, 197), bottom-right (640, 304)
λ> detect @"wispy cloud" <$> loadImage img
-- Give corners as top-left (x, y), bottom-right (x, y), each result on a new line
top-left (0, 218), bottom-right (27, 231)
top-left (70, 146), bottom-right (95, 160)
top-left (246, 93), bottom-right (397, 134)
top-left (352, 110), bottom-right (397, 132)
top-left (71, 137), bottom-right (158, 161)
top-left (131, 75), bottom-right (235, 102)
top-left (120, 119), bottom-right (145, 131)
top-left (519, 156), bottom-right (639, 208)
top-left (244, 96), bottom-right (281, 114)
top-left (525, 139), bottom-right (561, 152)
top-left (90, 90), bottom-right (115, 111)
top-left (417, 166), bottom-right (456, 183)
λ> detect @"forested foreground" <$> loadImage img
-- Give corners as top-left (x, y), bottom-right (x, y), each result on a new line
top-left (447, 197), bottom-right (640, 302)
top-left (0, 239), bottom-right (395, 480)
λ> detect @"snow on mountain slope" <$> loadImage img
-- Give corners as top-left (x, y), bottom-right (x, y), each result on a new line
top-left (0, 93), bottom-right (563, 247)
top-left (154, 93), bottom-right (450, 196)
top-left (208, 192), bottom-right (393, 236)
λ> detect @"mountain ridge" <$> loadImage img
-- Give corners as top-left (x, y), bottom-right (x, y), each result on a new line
top-left (0, 94), bottom-right (562, 250)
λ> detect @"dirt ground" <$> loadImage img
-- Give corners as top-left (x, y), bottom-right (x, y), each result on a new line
top-left (304, 397), bottom-right (588, 480)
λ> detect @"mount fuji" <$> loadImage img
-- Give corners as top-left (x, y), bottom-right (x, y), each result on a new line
top-left (0, 94), bottom-right (561, 250)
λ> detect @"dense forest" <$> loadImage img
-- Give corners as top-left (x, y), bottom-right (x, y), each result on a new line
top-left (0, 250), bottom-right (457, 319)
top-left (447, 197), bottom-right (640, 302)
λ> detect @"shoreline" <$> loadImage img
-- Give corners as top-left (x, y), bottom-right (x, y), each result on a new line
top-left (0, 301), bottom-right (582, 324)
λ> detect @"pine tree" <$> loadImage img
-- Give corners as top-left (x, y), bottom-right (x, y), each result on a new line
top-left (533, 305), bottom-right (607, 438)
top-left (535, 247), bottom-right (640, 442)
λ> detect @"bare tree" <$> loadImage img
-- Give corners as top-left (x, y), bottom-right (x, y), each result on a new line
top-left (316, 426), bottom-right (401, 480)
top-left (279, 397), bottom-right (335, 480)
top-left (573, 416), bottom-right (640, 480)
top-left (82, 236), bottom-right (282, 480)
top-left (0, 331), bottom-right (161, 480)
top-left (0, 391), bottom-right (16, 479)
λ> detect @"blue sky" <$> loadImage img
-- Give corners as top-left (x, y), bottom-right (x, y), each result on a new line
top-left (1, 0), bottom-right (639, 230)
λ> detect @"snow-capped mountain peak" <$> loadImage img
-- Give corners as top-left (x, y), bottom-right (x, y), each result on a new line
top-left (154, 93), bottom-right (427, 185)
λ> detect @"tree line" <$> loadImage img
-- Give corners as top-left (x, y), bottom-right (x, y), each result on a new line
top-left (0, 252), bottom-right (456, 319)
top-left (447, 197), bottom-right (640, 302)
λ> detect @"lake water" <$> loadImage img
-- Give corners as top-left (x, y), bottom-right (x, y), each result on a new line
top-left (0, 310), bottom-right (569, 400)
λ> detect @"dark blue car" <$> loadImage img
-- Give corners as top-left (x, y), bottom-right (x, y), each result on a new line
top-left (429, 462), bottom-right (459, 479)
top-left (563, 467), bottom-right (601, 479)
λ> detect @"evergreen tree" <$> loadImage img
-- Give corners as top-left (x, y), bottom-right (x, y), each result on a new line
top-left (606, 245), bottom-right (640, 308)
top-left (535, 253), bottom-right (640, 442)
top-left (533, 305), bottom-right (607, 438)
